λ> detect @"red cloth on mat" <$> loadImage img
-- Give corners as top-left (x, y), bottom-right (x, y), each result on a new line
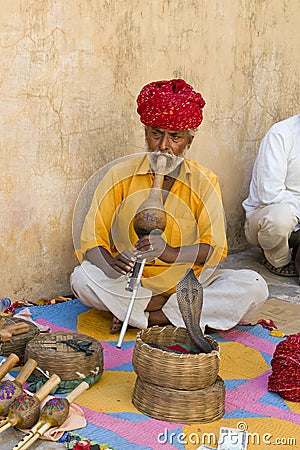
top-left (268, 333), bottom-right (300, 401)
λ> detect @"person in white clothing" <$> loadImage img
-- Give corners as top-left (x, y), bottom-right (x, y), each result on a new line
top-left (243, 114), bottom-right (300, 282)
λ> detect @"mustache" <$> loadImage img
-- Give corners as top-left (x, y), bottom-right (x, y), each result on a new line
top-left (146, 149), bottom-right (186, 175)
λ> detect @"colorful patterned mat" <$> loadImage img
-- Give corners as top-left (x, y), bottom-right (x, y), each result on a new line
top-left (24, 299), bottom-right (300, 449)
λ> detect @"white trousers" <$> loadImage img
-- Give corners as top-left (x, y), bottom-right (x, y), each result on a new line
top-left (70, 261), bottom-right (269, 331)
top-left (244, 203), bottom-right (298, 268)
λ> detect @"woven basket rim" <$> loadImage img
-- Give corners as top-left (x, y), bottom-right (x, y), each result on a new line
top-left (0, 316), bottom-right (40, 362)
top-left (136, 325), bottom-right (220, 358)
top-left (0, 316), bottom-right (39, 330)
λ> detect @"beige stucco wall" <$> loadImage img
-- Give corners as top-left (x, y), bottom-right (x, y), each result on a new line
top-left (1, 1), bottom-right (299, 302)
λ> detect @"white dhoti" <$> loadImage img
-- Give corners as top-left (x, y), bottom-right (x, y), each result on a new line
top-left (244, 203), bottom-right (298, 268)
top-left (70, 261), bottom-right (269, 331)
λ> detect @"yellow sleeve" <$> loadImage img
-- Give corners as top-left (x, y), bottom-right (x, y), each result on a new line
top-left (196, 173), bottom-right (228, 266)
top-left (75, 169), bottom-right (123, 262)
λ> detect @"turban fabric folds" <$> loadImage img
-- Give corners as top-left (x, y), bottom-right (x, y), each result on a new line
top-left (136, 79), bottom-right (205, 130)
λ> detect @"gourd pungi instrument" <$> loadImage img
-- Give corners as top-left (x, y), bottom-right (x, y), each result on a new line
top-left (0, 358), bottom-right (38, 416)
top-left (13, 381), bottom-right (89, 450)
top-left (0, 373), bottom-right (61, 433)
top-left (117, 154), bottom-right (167, 348)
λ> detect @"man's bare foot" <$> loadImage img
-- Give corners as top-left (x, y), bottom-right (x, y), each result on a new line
top-left (110, 315), bottom-right (136, 334)
top-left (110, 316), bottom-right (123, 334)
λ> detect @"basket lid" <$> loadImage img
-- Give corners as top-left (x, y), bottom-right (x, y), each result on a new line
top-left (25, 331), bottom-right (103, 382)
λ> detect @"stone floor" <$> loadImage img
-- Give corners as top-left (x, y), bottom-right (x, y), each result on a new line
top-left (1, 246), bottom-right (300, 449)
top-left (221, 246), bottom-right (300, 304)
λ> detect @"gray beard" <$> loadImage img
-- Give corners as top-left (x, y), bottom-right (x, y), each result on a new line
top-left (146, 148), bottom-right (186, 175)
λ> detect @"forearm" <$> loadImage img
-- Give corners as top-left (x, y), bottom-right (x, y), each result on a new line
top-left (84, 247), bottom-right (119, 278)
top-left (135, 235), bottom-right (213, 265)
top-left (160, 243), bottom-right (212, 265)
top-left (85, 246), bottom-right (135, 278)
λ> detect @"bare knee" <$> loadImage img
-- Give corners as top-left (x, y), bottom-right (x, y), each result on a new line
top-left (241, 270), bottom-right (269, 302)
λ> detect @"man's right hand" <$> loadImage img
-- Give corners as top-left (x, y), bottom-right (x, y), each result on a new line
top-left (85, 247), bottom-right (135, 278)
top-left (108, 250), bottom-right (135, 277)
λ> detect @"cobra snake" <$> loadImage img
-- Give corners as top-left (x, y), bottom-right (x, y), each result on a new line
top-left (176, 268), bottom-right (213, 354)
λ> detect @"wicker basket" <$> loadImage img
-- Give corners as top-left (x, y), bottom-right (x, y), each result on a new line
top-left (25, 331), bottom-right (103, 382)
top-left (132, 375), bottom-right (225, 423)
top-left (0, 317), bottom-right (40, 363)
top-left (132, 326), bottom-right (220, 390)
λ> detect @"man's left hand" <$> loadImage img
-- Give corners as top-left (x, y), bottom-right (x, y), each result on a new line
top-left (134, 234), bottom-right (170, 262)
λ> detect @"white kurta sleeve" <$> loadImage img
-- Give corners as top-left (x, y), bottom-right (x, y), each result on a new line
top-left (255, 131), bottom-right (300, 215)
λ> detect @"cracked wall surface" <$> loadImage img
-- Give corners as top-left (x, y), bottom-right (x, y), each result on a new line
top-left (0, 1), bottom-right (299, 301)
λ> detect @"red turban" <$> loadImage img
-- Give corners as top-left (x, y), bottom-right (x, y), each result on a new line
top-left (136, 79), bottom-right (205, 130)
